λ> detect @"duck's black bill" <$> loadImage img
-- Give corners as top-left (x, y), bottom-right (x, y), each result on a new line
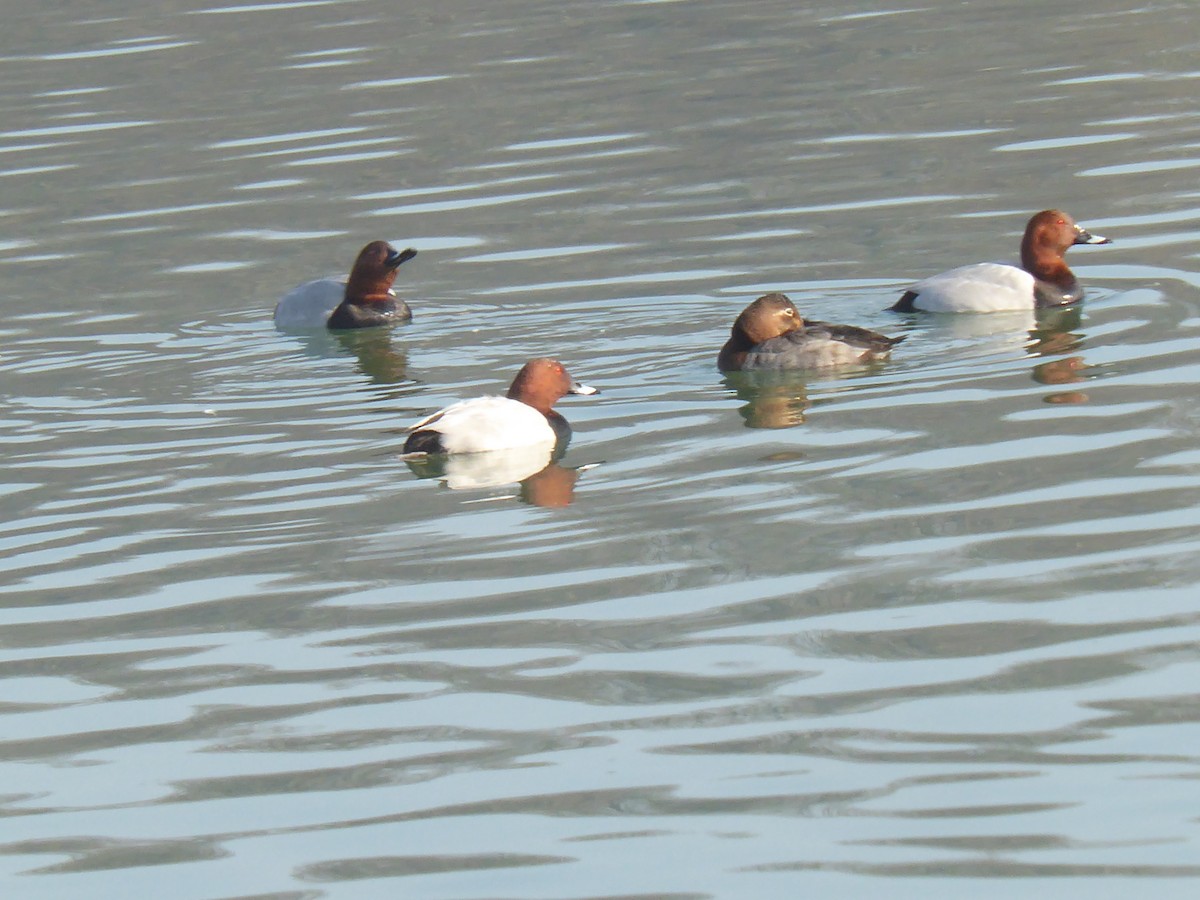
top-left (387, 247), bottom-right (418, 268)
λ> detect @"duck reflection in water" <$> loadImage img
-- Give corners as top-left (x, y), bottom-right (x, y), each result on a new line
top-left (404, 450), bottom-right (594, 508)
top-left (283, 325), bottom-right (411, 387)
top-left (722, 370), bottom-right (812, 429)
top-left (332, 327), bottom-right (409, 384)
top-left (1027, 305), bottom-right (1091, 404)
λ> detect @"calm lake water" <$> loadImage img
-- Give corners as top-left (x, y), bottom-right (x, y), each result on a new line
top-left (5, 0), bottom-right (1200, 897)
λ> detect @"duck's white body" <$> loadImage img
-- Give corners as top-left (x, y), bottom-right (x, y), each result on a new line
top-left (905, 263), bottom-right (1039, 313)
top-left (408, 396), bottom-right (559, 454)
top-left (273, 278), bottom-right (345, 329)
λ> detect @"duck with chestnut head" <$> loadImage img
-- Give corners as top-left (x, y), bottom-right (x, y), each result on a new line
top-left (892, 209), bottom-right (1110, 313)
top-left (273, 240), bottom-right (417, 330)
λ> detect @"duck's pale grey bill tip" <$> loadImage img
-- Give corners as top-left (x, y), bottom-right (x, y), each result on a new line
top-left (570, 382), bottom-right (599, 396)
top-left (1076, 229), bottom-right (1111, 246)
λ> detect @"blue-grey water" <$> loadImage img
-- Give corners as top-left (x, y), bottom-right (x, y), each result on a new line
top-left (4, 1), bottom-right (1200, 897)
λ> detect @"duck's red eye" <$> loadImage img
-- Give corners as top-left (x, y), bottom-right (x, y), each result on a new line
top-left (1057, 219), bottom-right (1066, 225)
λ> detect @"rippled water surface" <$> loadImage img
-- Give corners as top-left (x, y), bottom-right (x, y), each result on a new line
top-left (5, 0), bottom-right (1200, 897)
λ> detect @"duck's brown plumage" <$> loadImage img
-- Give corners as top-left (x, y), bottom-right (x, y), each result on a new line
top-left (719, 293), bottom-right (903, 372)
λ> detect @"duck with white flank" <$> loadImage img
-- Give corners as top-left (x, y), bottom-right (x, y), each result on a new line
top-left (892, 210), bottom-right (1110, 313)
top-left (274, 241), bottom-right (418, 330)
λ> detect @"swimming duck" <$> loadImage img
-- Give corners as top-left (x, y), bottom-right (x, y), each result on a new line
top-left (403, 358), bottom-right (598, 455)
top-left (273, 241), bottom-right (417, 330)
top-left (892, 210), bottom-right (1110, 313)
top-left (718, 293), bottom-right (903, 372)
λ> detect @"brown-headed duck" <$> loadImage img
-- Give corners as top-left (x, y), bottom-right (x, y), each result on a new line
top-left (273, 240), bottom-right (417, 330)
top-left (403, 358), bottom-right (598, 455)
top-left (718, 293), bottom-right (903, 372)
top-left (892, 209), bottom-right (1110, 313)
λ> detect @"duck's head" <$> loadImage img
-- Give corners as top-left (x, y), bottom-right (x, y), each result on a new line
top-left (733, 293), bottom-right (805, 343)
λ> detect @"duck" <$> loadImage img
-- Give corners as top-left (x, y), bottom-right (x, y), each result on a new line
top-left (718, 293), bottom-right (904, 372)
top-left (891, 209), bottom-right (1110, 313)
top-left (403, 358), bottom-right (598, 455)
top-left (273, 241), bottom-right (417, 330)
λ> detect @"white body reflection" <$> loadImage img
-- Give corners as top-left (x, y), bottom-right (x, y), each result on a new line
top-left (408, 443), bottom-right (554, 490)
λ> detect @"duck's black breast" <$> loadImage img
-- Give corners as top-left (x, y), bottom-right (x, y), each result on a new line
top-left (1033, 277), bottom-right (1083, 308)
top-left (327, 298), bottom-right (412, 330)
top-left (545, 411), bottom-right (573, 450)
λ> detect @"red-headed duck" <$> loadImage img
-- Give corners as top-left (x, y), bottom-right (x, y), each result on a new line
top-left (403, 358), bottom-right (598, 455)
top-left (892, 210), bottom-right (1110, 313)
top-left (273, 241), bottom-right (417, 330)
top-left (718, 293), bottom-right (904, 372)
